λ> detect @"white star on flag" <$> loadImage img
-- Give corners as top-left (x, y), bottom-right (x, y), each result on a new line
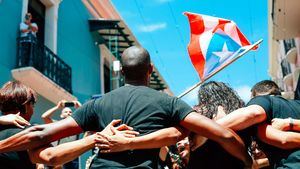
top-left (212, 43), bottom-right (234, 62)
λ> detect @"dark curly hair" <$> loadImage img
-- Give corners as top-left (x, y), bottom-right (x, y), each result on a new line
top-left (195, 81), bottom-right (245, 119)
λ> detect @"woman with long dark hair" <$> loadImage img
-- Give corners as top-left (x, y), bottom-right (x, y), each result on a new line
top-left (188, 81), bottom-right (246, 169)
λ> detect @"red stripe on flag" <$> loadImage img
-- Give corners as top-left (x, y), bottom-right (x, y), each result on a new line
top-left (236, 27), bottom-right (258, 49)
top-left (188, 35), bottom-right (205, 80)
top-left (184, 12), bottom-right (206, 80)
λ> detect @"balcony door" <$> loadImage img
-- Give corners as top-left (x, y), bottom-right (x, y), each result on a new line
top-left (28, 0), bottom-right (45, 44)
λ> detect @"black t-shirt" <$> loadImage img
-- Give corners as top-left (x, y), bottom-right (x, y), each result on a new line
top-left (188, 140), bottom-right (244, 169)
top-left (247, 95), bottom-right (300, 169)
top-left (0, 125), bottom-right (35, 169)
top-left (72, 85), bottom-right (193, 169)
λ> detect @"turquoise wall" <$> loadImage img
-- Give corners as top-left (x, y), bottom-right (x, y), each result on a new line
top-left (57, 1), bottom-right (101, 167)
top-left (0, 0), bottom-right (22, 85)
top-left (57, 0), bottom-right (101, 103)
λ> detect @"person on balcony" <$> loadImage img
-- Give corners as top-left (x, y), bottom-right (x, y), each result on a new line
top-left (18, 13), bottom-right (39, 67)
top-left (20, 13), bottom-right (38, 39)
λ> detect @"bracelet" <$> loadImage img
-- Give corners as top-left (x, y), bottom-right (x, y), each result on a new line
top-left (289, 117), bottom-right (294, 130)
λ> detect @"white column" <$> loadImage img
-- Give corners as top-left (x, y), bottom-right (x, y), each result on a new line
top-left (44, 3), bottom-right (59, 53)
top-left (21, 0), bottom-right (29, 22)
top-left (295, 37), bottom-right (300, 67)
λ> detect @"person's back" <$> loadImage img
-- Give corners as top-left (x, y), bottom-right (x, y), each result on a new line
top-left (188, 140), bottom-right (244, 169)
top-left (248, 95), bottom-right (300, 168)
top-left (72, 85), bottom-right (192, 168)
top-left (188, 81), bottom-right (245, 169)
top-left (0, 125), bottom-right (35, 169)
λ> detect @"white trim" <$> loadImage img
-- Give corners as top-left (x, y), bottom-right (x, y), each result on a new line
top-left (44, 3), bottom-right (59, 53)
top-left (21, 0), bottom-right (29, 22)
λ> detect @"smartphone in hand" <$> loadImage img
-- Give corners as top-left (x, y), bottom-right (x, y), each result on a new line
top-left (64, 102), bottom-right (75, 107)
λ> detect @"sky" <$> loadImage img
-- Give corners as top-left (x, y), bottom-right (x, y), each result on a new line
top-left (111, 0), bottom-right (269, 105)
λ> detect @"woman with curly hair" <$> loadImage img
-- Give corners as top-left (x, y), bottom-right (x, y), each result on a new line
top-left (188, 81), bottom-right (246, 169)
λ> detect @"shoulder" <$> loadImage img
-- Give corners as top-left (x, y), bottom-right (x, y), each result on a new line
top-left (79, 99), bottom-right (97, 110)
top-left (247, 95), bottom-right (272, 106)
top-left (0, 126), bottom-right (23, 139)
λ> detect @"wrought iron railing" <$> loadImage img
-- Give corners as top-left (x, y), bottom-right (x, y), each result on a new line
top-left (16, 35), bottom-right (72, 93)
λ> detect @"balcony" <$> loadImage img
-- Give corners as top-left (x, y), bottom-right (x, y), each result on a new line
top-left (89, 19), bottom-right (169, 92)
top-left (16, 35), bottom-right (72, 93)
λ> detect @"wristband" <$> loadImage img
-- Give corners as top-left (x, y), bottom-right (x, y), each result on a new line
top-left (289, 117), bottom-right (294, 130)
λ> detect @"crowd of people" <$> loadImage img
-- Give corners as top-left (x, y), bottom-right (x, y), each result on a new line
top-left (1, 45), bottom-right (300, 169)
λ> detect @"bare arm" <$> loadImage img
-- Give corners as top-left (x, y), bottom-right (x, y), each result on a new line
top-left (180, 112), bottom-right (253, 167)
top-left (41, 101), bottom-right (64, 124)
top-left (96, 127), bottom-right (188, 153)
top-left (29, 134), bottom-right (95, 166)
top-left (95, 112), bottom-right (253, 166)
top-left (41, 106), bottom-right (58, 124)
top-left (128, 126), bottom-right (188, 149)
top-left (257, 123), bottom-right (300, 149)
top-left (217, 105), bottom-right (267, 131)
top-left (0, 117), bottom-right (82, 153)
top-left (271, 118), bottom-right (300, 131)
top-left (20, 28), bottom-right (30, 33)
top-left (96, 126), bottom-right (188, 152)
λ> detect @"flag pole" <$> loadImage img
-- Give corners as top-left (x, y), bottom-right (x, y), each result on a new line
top-left (178, 39), bottom-right (263, 98)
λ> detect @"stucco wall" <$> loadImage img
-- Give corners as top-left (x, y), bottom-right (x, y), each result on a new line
top-left (57, 0), bottom-right (101, 103)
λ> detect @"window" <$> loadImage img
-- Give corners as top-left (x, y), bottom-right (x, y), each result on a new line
top-left (281, 58), bottom-right (292, 77)
top-left (283, 39), bottom-right (296, 54)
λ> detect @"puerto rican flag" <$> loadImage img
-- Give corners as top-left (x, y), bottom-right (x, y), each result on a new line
top-left (184, 12), bottom-right (258, 81)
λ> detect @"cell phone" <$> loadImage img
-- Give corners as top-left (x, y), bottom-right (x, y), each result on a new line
top-left (64, 102), bottom-right (75, 107)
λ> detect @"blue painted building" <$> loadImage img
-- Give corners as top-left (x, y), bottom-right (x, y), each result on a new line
top-left (0, 0), bottom-right (101, 123)
top-left (0, 0), bottom-right (170, 168)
